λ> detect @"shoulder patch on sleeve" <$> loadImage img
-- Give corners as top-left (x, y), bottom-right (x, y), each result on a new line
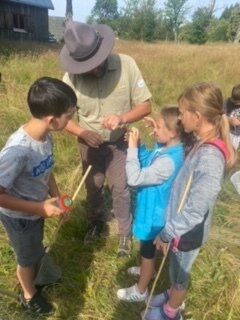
top-left (137, 79), bottom-right (145, 88)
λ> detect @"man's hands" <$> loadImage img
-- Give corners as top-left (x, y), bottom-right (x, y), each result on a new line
top-left (102, 114), bottom-right (123, 131)
top-left (80, 130), bottom-right (103, 148)
top-left (79, 114), bottom-right (125, 147)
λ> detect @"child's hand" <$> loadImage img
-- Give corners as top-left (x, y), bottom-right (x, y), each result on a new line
top-left (38, 198), bottom-right (65, 218)
top-left (154, 236), bottom-right (169, 256)
top-left (143, 116), bottom-right (157, 136)
top-left (229, 117), bottom-right (240, 127)
top-left (143, 116), bottom-right (157, 129)
top-left (128, 127), bottom-right (140, 148)
top-left (124, 130), bottom-right (129, 142)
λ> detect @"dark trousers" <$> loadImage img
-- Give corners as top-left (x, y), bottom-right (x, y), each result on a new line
top-left (79, 137), bottom-right (132, 236)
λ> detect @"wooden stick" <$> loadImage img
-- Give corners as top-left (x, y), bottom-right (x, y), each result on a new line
top-left (143, 242), bottom-right (171, 319)
top-left (177, 172), bottom-right (193, 214)
top-left (72, 165), bottom-right (92, 202)
top-left (46, 164), bottom-right (92, 251)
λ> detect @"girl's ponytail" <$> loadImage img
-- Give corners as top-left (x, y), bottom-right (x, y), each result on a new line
top-left (219, 114), bottom-right (237, 169)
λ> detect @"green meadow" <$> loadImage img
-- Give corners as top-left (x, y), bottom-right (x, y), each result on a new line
top-left (0, 40), bottom-right (240, 320)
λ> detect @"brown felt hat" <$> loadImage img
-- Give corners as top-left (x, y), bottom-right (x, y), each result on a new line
top-left (60, 22), bottom-right (115, 74)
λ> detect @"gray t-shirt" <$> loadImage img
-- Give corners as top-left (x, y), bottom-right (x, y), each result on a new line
top-left (0, 127), bottom-right (54, 219)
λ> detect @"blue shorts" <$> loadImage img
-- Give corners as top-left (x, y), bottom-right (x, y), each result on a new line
top-left (0, 214), bottom-right (45, 267)
top-left (169, 248), bottom-right (200, 290)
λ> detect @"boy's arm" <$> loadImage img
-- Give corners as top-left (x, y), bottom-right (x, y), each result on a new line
top-left (48, 173), bottom-right (60, 198)
top-left (0, 186), bottom-right (63, 218)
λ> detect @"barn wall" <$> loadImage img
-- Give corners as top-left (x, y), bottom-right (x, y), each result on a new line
top-left (0, 2), bottom-right (49, 41)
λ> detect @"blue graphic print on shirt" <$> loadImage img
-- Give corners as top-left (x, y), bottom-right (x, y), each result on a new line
top-left (32, 154), bottom-right (54, 177)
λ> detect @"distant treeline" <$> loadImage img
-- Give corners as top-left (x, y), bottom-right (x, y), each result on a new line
top-left (86, 0), bottom-right (240, 44)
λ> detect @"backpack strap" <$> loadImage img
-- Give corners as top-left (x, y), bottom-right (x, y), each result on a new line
top-left (204, 139), bottom-right (229, 161)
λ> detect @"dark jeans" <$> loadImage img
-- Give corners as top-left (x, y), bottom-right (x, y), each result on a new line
top-left (79, 137), bottom-right (132, 236)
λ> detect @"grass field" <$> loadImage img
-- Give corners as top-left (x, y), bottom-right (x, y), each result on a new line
top-left (0, 40), bottom-right (240, 320)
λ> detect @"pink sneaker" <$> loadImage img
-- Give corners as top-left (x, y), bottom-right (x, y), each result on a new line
top-left (141, 304), bottom-right (183, 320)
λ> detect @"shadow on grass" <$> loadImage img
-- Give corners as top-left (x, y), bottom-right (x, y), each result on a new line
top-left (112, 245), bottom-right (171, 320)
top-left (0, 200), bottom-right (107, 320)
top-left (47, 202), bottom-right (109, 320)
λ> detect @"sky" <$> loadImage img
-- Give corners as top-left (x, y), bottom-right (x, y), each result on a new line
top-left (49, 0), bottom-right (239, 22)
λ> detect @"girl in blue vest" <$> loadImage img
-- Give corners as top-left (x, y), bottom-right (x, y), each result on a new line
top-left (117, 106), bottom-right (193, 302)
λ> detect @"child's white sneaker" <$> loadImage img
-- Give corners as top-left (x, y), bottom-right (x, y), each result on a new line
top-left (117, 284), bottom-right (148, 302)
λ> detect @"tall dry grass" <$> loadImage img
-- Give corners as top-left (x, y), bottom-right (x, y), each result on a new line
top-left (0, 40), bottom-right (239, 319)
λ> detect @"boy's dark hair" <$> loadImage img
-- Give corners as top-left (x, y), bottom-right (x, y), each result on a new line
top-left (27, 77), bottom-right (77, 118)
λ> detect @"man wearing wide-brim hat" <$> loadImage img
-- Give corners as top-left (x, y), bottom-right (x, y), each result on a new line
top-left (224, 84), bottom-right (240, 150)
top-left (60, 22), bottom-right (152, 257)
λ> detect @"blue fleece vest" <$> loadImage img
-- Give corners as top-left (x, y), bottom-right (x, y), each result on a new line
top-left (133, 143), bottom-right (184, 241)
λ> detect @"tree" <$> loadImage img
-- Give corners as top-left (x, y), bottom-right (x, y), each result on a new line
top-left (186, 7), bottom-right (212, 44)
top-left (227, 6), bottom-right (240, 42)
top-left (88, 0), bottom-right (119, 24)
top-left (154, 11), bottom-right (170, 41)
top-left (207, 19), bottom-right (228, 42)
top-left (220, 3), bottom-right (240, 20)
top-left (118, 0), bottom-right (158, 42)
top-left (164, 0), bottom-right (189, 42)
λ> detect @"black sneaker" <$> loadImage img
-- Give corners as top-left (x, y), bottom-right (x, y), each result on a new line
top-left (35, 279), bottom-right (61, 293)
top-left (19, 291), bottom-right (54, 315)
top-left (117, 236), bottom-right (132, 257)
top-left (84, 221), bottom-right (105, 244)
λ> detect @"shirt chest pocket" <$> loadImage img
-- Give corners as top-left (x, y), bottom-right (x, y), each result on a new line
top-left (101, 85), bottom-right (130, 115)
top-left (77, 93), bottom-right (100, 118)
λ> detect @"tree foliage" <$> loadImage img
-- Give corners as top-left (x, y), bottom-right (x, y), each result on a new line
top-left (185, 7), bottom-right (212, 44)
top-left (86, 0), bottom-right (240, 44)
top-left (164, 0), bottom-right (189, 42)
top-left (227, 6), bottom-right (240, 41)
top-left (88, 0), bottom-right (119, 24)
top-left (207, 19), bottom-right (228, 42)
top-left (118, 0), bottom-right (158, 42)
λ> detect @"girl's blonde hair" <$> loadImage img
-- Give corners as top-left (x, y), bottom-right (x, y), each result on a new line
top-left (178, 83), bottom-right (237, 168)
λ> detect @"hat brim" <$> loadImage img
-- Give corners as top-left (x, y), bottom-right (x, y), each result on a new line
top-left (59, 24), bottom-right (115, 74)
top-left (230, 98), bottom-right (240, 106)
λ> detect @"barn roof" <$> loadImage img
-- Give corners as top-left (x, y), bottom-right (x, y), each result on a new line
top-left (6, 0), bottom-right (54, 10)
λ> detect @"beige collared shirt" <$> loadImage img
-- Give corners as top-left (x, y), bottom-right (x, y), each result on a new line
top-left (63, 53), bottom-right (152, 142)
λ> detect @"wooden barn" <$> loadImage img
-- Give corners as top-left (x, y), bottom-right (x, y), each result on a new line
top-left (0, 0), bottom-right (54, 41)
